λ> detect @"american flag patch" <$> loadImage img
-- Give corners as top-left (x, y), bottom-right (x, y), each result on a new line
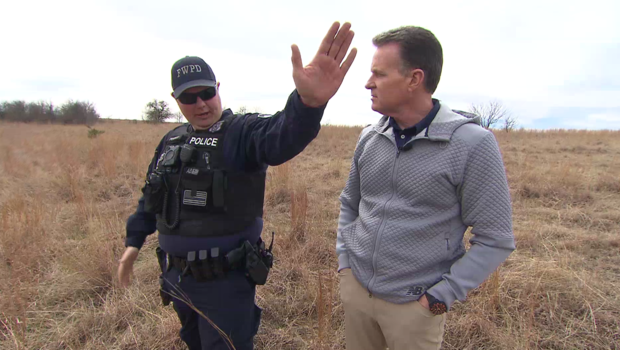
top-left (183, 190), bottom-right (207, 206)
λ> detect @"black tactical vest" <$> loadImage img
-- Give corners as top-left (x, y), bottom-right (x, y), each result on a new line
top-left (143, 115), bottom-right (266, 237)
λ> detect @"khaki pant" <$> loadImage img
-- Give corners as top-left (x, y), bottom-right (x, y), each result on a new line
top-left (339, 268), bottom-right (446, 350)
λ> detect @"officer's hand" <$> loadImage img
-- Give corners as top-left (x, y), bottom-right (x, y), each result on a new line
top-left (118, 247), bottom-right (139, 288)
top-left (291, 21), bottom-right (357, 108)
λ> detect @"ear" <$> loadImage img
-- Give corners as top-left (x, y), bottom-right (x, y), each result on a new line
top-left (171, 93), bottom-right (181, 108)
top-left (409, 68), bottom-right (425, 91)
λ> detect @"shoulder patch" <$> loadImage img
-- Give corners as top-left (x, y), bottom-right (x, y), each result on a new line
top-left (257, 113), bottom-right (273, 118)
top-left (208, 120), bottom-right (224, 133)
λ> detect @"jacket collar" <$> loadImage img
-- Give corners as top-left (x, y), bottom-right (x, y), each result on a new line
top-left (374, 102), bottom-right (481, 142)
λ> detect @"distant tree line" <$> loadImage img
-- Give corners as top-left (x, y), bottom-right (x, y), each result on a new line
top-left (141, 99), bottom-right (258, 124)
top-left (2, 98), bottom-right (519, 131)
top-left (0, 100), bottom-right (100, 125)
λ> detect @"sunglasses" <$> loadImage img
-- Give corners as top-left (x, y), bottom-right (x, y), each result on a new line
top-left (178, 87), bottom-right (217, 105)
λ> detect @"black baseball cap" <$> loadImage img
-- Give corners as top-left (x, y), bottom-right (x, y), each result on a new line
top-left (171, 56), bottom-right (217, 98)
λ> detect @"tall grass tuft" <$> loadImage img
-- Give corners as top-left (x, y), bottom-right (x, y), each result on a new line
top-left (291, 183), bottom-right (308, 241)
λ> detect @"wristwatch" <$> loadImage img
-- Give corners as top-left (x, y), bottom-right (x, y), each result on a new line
top-left (424, 293), bottom-right (447, 315)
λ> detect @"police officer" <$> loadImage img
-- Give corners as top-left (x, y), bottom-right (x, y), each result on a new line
top-left (117, 22), bottom-right (357, 350)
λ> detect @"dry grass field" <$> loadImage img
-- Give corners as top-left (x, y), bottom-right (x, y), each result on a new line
top-left (1, 120), bottom-right (619, 349)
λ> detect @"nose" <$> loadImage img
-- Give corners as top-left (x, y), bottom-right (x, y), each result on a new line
top-left (195, 96), bottom-right (207, 108)
top-left (365, 77), bottom-right (375, 90)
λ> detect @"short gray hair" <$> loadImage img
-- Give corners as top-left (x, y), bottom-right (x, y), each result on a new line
top-left (372, 26), bottom-right (443, 94)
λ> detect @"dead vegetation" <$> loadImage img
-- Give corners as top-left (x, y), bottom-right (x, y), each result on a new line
top-left (0, 121), bottom-right (619, 349)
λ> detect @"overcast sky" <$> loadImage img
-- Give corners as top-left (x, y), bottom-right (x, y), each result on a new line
top-left (1, 0), bottom-right (619, 129)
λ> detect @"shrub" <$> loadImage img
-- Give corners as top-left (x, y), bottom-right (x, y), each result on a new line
top-left (143, 99), bottom-right (173, 123)
top-left (57, 100), bottom-right (100, 125)
top-left (87, 128), bottom-right (105, 139)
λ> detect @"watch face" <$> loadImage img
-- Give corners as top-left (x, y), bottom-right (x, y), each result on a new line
top-left (429, 302), bottom-right (447, 315)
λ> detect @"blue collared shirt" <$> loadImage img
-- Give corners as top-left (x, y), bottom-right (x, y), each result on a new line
top-left (389, 99), bottom-right (440, 150)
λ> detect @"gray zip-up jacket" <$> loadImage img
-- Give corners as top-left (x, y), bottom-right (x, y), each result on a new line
top-left (336, 103), bottom-right (515, 309)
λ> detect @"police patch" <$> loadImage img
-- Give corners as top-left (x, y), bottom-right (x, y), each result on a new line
top-left (188, 136), bottom-right (219, 148)
top-left (208, 120), bottom-right (224, 133)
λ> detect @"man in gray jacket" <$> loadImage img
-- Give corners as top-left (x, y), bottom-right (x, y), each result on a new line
top-left (336, 26), bottom-right (515, 350)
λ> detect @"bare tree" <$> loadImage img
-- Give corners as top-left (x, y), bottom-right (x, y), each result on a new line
top-left (174, 112), bottom-right (184, 123)
top-left (469, 101), bottom-right (510, 129)
top-left (233, 105), bottom-right (264, 115)
top-left (502, 114), bottom-right (518, 132)
top-left (236, 105), bottom-right (249, 115)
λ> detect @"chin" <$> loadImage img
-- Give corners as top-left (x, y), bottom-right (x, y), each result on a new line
top-left (199, 122), bottom-right (214, 130)
top-left (192, 121), bottom-right (213, 130)
top-left (370, 103), bottom-right (383, 114)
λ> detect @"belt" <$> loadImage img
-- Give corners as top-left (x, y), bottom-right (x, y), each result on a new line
top-left (158, 233), bottom-right (274, 285)
top-left (168, 254), bottom-right (242, 272)
top-left (166, 247), bottom-right (246, 282)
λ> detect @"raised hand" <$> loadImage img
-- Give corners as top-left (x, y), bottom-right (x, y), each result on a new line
top-left (291, 21), bottom-right (357, 108)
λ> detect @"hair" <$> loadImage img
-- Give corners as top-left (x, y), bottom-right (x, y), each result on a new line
top-left (372, 26), bottom-right (443, 94)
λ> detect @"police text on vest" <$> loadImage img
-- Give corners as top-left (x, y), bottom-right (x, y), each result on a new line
top-left (189, 137), bottom-right (218, 147)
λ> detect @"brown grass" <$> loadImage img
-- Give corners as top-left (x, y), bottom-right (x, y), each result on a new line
top-left (1, 121), bottom-right (619, 349)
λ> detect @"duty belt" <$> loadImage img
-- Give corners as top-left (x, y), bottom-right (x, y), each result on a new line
top-left (168, 247), bottom-right (242, 282)
top-left (156, 232), bottom-right (274, 286)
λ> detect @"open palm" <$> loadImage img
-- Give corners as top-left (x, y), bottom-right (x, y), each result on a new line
top-left (291, 22), bottom-right (357, 107)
